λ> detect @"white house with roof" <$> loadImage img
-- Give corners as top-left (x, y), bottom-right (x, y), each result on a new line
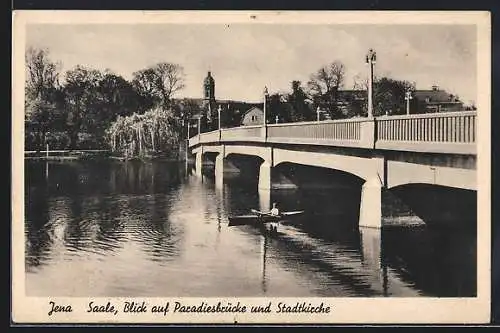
top-left (240, 106), bottom-right (264, 126)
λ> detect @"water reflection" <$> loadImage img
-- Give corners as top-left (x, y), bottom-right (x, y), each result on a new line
top-left (25, 160), bottom-right (476, 297)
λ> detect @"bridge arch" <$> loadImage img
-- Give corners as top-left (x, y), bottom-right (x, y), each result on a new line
top-left (386, 161), bottom-right (476, 191)
top-left (223, 145), bottom-right (272, 164)
top-left (388, 183), bottom-right (477, 228)
top-left (273, 148), bottom-right (379, 183)
top-left (225, 152), bottom-right (264, 164)
top-left (273, 161), bottom-right (366, 188)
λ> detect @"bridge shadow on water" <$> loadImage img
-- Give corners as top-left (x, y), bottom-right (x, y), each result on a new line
top-left (25, 159), bottom-right (476, 297)
top-left (215, 165), bottom-right (476, 297)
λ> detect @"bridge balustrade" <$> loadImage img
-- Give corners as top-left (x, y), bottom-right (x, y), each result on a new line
top-left (189, 111), bottom-right (477, 155)
top-left (199, 131), bottom-right (221, 144)
top-left (266, 118), bottom-right (364, 147)
top-left (375, 111), bottom-right (476, 154)
top-left (221, 125), bottom-right (263, 142)
top-left (376, 111), bottom-right (476, 143)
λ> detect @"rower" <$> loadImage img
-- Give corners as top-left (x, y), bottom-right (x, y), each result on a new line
top-left (270, 202), bottom-right (280, 217)
top-left (269, 203), bottom-right (280, 234)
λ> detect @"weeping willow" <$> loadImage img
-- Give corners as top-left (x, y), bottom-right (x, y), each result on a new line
top-left (106, 108), bottom-right (180, 159)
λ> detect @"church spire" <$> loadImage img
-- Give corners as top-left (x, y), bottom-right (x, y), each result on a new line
top-left (203, 70), bottom-right (215, 101)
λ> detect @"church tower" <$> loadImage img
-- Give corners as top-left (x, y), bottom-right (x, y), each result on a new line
top-left (203, 71), bottom-right (216, 126)
top-left (203, 71), bottom-right (215, 101)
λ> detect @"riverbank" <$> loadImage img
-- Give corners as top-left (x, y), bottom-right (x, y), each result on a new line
top-left (25, 150), bottom-right (111, 161)
top-left (25, 150), bottom-right (194, 163)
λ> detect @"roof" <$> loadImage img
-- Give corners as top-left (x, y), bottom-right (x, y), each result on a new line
top-left (241, 106), bottom-right (263, 118)
top-left (330, 88), bottom-right (462, 104)
top-left (413, 89), bottom-right (459, 103)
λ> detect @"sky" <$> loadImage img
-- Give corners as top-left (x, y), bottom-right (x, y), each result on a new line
top-left (26, 23), bottom-right (477, 104)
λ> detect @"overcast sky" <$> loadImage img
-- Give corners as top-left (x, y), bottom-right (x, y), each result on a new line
top-left (26, 23), bottom-right (477, 104)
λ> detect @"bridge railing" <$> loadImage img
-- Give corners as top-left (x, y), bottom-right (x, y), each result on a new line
top-left (189, 111), bottom-right (477, 155)
top-left (266, 118), bottom-right (373, 148)
top-left (199, 131), bottom-right (220, 144)
top-left (221, 125), bottom-right (264, 142)
top-left (189, 135), bottom-right (199, 147)
top-left (375, 111), bottom-right (476, 154)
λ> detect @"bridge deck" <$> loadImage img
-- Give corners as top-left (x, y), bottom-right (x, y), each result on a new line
top-left (189, 111), bottom-right (476, 156)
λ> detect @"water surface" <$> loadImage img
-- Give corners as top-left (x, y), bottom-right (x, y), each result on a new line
top-left (24, 160), bottom-right (476, 297)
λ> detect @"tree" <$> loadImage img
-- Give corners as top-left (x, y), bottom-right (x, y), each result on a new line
top-left (174, 98), bottom-right (202, 137)
top-left (307, 61), bottom-right (346, 96)
top-left (307, 61), bottom-right (346, 119)
top-left (374, 78), bottom-right (414, 116)
top-left (267, 93), bottom-right (291, 123)
top-left (106, 108), bottom-right (180, 159)
top-left (352, 75), bottom-right (415, 116)
top-left (132, 62), bottom-right (186, 110)
top-left (288, 81), bottom-right (313, 121)
top-left (132, 67), bottom-right (161, 111)
top-left (96, 72), bottom-right (143, 121)
top-left (25, 47), bottom-right (63, 150)
top-left (63, 65), bottom-right (104, 149)
top-left (25, 47), bottom-right (60, 101)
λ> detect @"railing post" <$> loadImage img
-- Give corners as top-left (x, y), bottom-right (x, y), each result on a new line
top-left (197, 117), bottom-right (201, 140)
top-left (360, 118), bottom-right (377, 149)
top-left (261, 125), bottom-right (268, 141)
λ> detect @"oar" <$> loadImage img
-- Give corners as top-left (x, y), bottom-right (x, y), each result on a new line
top-left (251, 209), bottom-right (269, 216)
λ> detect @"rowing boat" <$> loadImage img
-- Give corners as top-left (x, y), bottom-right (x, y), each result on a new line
top-left (228, 209), bottom-right (305, 227)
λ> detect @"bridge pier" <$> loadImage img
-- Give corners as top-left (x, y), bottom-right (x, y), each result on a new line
top-left (215, 153), bottom-right (224, 188)
top-left (259, 188), bottom-right (271, 213)
top-left (195, 152), bottom-right (203, 178)
top-left (359, 177), bottom-right (383, 229)
top-left (258, 161), bottom-right (272, 190)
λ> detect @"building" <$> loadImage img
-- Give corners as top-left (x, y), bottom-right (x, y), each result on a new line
top-left (240, 107), bottom-right (264, 126)
top-left (413, 85), bottom-right (464, 113)
top-left (202, 71), bottom-right (216, 123)
top-left (175, 71), bottom-right (262, 131)
top-left (318, 85), bottom-right (465, 118)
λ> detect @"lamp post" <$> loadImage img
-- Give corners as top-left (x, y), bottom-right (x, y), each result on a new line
top-left (405, 90), bottom-right (413, 115)
top-left (365, 48), bottom-right (377, 118)
top-left (197, 115), bottom-right (202, 138)
top-left (263, 86), bottom-right (269, 127)
top-left (217, 105), bottom-right (222, 130)
top-left (185, 120), bottom-right (190, 166)
top-left (217, 104), bottom-right (223, 141)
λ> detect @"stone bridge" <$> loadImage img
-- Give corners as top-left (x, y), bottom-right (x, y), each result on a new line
top-left (189, 111), bottom-right (477, 228)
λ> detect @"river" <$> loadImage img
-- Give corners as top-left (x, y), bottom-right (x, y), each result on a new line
top-left (24, 159), bottom-right (476, 297)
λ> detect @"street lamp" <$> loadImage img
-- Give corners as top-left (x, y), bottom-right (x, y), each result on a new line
top-left (405, 90), bottom-right (413, 115)
top-left (263, 86), bottom-right (269, 127)
top-left (197, 114), bottom-right (202, 138)
top-left (365, 48), bottom-right (377, 118)
top-left (217, 105), bottom-right (222, 130)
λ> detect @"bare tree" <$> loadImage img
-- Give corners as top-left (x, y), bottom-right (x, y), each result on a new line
top-left (132, 62), bottom-right (186, 110)
top-left (154, 63), bottom-right (186, 104)
top-left (306, 61), bottom-right (346, 118)
top-left (25, 47), bottom-right (60, 100)
top-left (352, 74), bottom-right (368, 91)
top-left (25, 47), bottom-right (63, 150)
top-left (307, 61), bottom-right (346, 97)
